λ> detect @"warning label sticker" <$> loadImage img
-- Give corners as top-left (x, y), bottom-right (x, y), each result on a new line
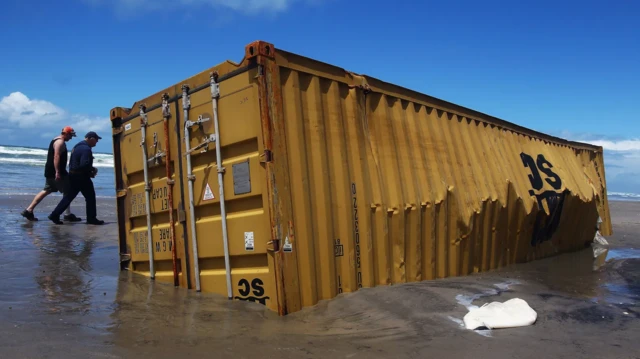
top-left (283, 236), bottom-right (293, 252)
top-left (203, 183), bottom-right (215, 201)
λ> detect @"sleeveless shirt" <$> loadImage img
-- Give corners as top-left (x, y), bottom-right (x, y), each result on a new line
top-left (44, 138), bottom-right (68, 178)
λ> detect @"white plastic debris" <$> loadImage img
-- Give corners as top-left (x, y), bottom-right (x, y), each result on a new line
top-left (592, 215), bottom-right (609, 258)
top-left (592, 230), bottom-right (610, 259)
top-left (593, 230), bottom-right (609, 246)
top-left (462, 298), bottom-right (537, 330)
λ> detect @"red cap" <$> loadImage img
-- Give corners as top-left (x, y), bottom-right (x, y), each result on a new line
top-left (62, 126), bottom-right (77, 137)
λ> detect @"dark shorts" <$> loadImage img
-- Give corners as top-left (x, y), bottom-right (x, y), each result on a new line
top-left (43, 176), bottom-right (69, 193)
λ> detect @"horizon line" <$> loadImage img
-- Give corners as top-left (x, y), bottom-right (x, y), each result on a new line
top-left (0, 142), bottom-right (113, 155)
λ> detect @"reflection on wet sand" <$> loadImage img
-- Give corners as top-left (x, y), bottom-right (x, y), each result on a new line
top-left (30, 226), bottom-right (95, 315)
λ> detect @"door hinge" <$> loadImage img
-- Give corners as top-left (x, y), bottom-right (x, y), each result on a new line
top-left (120, 252), bottom-right (131, 263)
top-left (260, 149), bottom-right (273, 163)
top-left (178, 209), bottom-right (187, 223)
top-left (267, 238), bottom-right (280, 253)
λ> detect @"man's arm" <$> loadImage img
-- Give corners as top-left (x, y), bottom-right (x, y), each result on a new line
top-left (53, 139), bottom-right (63, 179)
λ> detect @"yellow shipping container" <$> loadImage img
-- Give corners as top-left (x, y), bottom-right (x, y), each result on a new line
top-left (109, 40), bottom-right (613, 315)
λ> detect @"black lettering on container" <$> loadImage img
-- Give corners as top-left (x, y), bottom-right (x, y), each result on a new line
top-left (133, 231), bottom-right (148, 254)
top-left (521, 151), bottom-right (567, 246)
top-left (235, 278), bottom-right (269, 305)
top-left (334, 238), bottom-right (344, 257)
top-left (352, 183), bottom-right (362, 288)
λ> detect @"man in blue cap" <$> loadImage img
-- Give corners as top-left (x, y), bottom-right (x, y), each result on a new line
top-left (48, 131), bottom-right (105, 225)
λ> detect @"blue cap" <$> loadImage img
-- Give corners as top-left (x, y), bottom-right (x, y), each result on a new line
top-left (85, 131), bottom-right (102, 140)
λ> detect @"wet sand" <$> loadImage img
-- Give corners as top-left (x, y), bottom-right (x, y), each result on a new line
top-left (0, 196), bottom-right (638, 358)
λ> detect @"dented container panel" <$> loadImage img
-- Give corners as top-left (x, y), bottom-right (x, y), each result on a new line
top-left (110, 40), bottom-right (612, 316)
top-left (269, 47), bottom-right (612, 313)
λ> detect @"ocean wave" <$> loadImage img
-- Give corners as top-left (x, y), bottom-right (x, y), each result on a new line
top-left (609, 192), bottom-right (638, 198)
top-left (0, 146), bottom-right (48, 156)
top-left (0, 158), bottom-right (113, 168)
top-left (0, 192), bottom-right (116, 199)
top-left (0, 144), bottom-right (114, 168)
top-left (1, 145), bottom-right (112, 155)
top-left (93, 155), bottom-right (114, 167)
top-left (608, 192), bottom-right (640, 201)
top-left (0, 158), bottom-right (46, 166)
top-left (0, 161), bottom-right (114, 169)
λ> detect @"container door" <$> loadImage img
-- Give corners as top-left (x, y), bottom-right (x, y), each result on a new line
top-left (178, 69), bottom-right (277, 312)
top-left (115, 103), bottom-right (189, 287)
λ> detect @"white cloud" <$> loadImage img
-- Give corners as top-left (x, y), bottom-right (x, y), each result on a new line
top-left (565, 136), bottom-right (640, 194)
top-left (0, 92), bottom-right (109, 146)
top-left (0, 92), bottom-right (65, 129)
top-left (582, 139), bottom-right (640, 152)
top-left (70, 114), bottom-right (111, 133)
top-left (83, 0), bottom-right (310, 15)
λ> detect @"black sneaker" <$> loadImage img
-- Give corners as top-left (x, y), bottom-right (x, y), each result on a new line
top-left (21, 209), bottom-right (38, 221)
top-left (48, 214), bottom-right (63, 225)
top-left (87, 218), bottom-right (105, 225)
top-left (63, 213), bottom-right (82, 222)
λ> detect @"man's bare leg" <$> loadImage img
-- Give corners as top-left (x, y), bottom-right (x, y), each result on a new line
top-left (21, 190), bottom-right (51, 221)
top-left (26, 190), bottom-right (51, 212)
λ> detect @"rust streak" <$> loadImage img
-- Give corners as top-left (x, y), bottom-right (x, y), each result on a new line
top-left (254, 49), bottom-right (287, 315)
top-left (162, 93), bottom-right (179, 287)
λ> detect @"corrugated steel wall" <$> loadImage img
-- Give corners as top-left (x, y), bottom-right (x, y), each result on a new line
top-left (276, 50), bottom-right (611, 310)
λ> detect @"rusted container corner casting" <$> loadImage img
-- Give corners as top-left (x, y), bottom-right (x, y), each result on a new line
top-left (108, 40), bottom-right (613, 316)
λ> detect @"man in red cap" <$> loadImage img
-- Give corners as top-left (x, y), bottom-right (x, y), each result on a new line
top-left (21, 126), bottom-right (82, 222)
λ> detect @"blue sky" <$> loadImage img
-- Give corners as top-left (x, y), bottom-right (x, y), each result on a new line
top-left (0, 0), bottom-right (638, 192)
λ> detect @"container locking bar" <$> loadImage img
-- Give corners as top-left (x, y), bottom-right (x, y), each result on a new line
top-left (147, 132), bottom-right (166, 165)
top-left (184, 115), bottom-right (217, 155)
top-left (185, 114), bottom-right (210, 128)
top-left (139, 105), bottom-right (156, 280)
top-left (211, 71), bottom-right (233, 300)
top-left (160, 93), bottom-right (180, 287)
top-left (182, 84), bottom-right (202, 292)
